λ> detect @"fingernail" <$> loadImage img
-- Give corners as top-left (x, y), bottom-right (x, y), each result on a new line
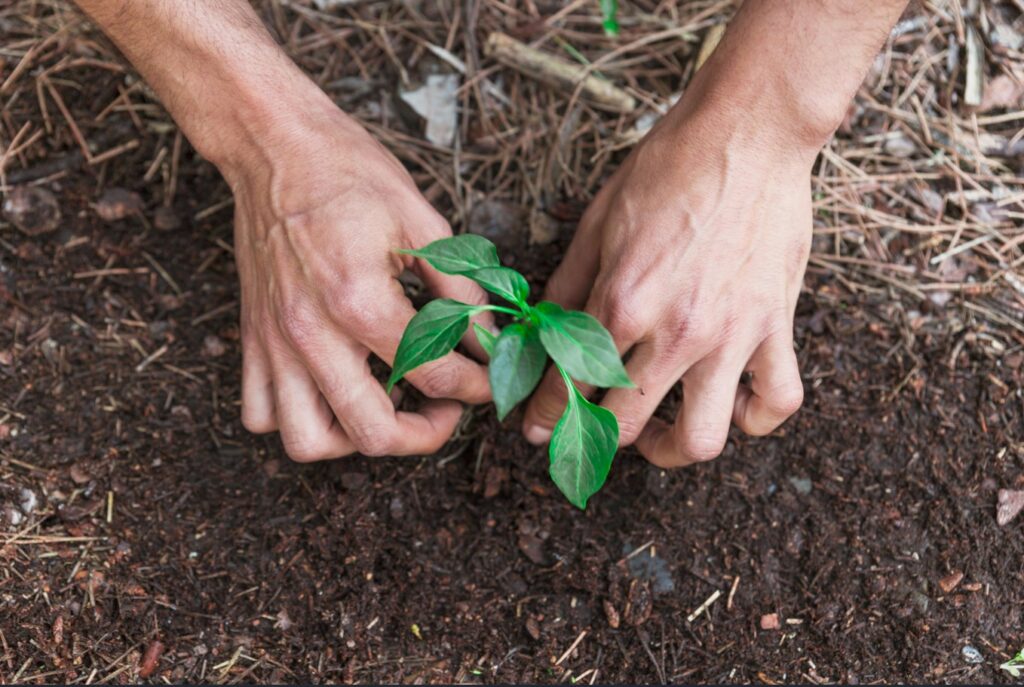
top-left (524, 424), bottom-right (552, 445)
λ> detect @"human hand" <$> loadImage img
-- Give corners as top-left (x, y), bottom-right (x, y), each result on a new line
top-left (227, 104), bottom-right (491, 461)
top-left (522, 98), bottom-right (818, 468)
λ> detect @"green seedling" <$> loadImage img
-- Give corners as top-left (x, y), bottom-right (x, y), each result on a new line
top-left (388, 234), bottom-right (633, 509)
top-left (1001, 648), bottom-right (1024, 677)
top-left (600, 0), bottom-right (620, 37)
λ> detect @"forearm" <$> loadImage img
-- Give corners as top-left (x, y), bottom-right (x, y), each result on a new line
top-left (678, 0), bottom-right (908, 152)
top-left (71, 0), bottom-right (344, 174)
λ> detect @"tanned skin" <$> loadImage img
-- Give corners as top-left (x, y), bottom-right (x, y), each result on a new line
top-left (73, 0), bottom-right (907, 466)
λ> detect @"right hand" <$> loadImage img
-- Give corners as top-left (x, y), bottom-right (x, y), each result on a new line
top-left (225, 105), bottom-right (491, 461)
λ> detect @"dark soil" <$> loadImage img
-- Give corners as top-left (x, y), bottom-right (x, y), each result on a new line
top-left (1, 176), bottom-right (1023, 684)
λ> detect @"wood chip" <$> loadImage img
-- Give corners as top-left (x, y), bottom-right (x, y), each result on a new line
top-left (938, 570), bottom-right (964, 594)
top-left (138, 640), bottom-right (164, 678)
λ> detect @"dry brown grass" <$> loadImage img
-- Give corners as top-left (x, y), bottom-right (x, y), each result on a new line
top-left (1, 0), bottom-right (1022, 342)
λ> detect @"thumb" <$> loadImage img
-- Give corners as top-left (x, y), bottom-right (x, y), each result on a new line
top-left (521, 366), bottom-right (574, 443)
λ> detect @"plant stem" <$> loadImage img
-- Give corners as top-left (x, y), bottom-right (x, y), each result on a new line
top-left (555, 363), bottom-right (579, 404)
top-left (478, 304), bottom-right (522, 317)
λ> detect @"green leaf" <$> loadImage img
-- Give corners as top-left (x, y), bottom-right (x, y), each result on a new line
top-left (462, 266), bottom-right (529, 306)
top-left (473, 323), bottom-right (497, 357)
top-left (387, 299), bottom-right (480, 391)
top-left (600, 0), bottom-right (619, 36)
top-left (549, 382), bottom-right (619, 509)
top-left (399, 235), bottom-right (499, 274)
top-left (489, 324), bottom-right (547, 421)
top-left (534, 301), bottom-right (633, 388)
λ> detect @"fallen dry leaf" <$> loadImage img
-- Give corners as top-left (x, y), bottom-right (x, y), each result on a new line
top-left (980, 73), bottom-right (1024, 112)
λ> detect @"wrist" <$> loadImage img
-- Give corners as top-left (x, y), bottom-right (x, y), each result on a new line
top-left (673, 57), bottom-right (840, 163)
top-left (193, 76), bottom-right (358, 183)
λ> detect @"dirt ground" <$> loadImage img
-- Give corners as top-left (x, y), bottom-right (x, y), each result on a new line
top-left (2, 0), bottom-right (1024, 684)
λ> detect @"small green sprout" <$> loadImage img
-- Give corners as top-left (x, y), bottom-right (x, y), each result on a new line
top-left (390, 235), bottom-right (633, 509)
top-left (1001, 647), bottom-right (1024, 677)
top-left (600, 0), bottom-right (620, 37)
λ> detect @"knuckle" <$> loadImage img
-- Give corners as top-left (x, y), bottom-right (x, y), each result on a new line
top-left (657, 310), bottom-right (705, 359)
top-left (603, 292), bottom-right (646, 342)
top-left (325, 278), bottom-right (377, 327)
top-left (413, 363), bottom-right (460, 399)
top-left (349, 424), bottom-right (396, 457)
top-left (680, 431), bottom-right (726, 463)
top-left (616, 416), bottom-right (645, 446)
top-left (278, 299), bottom-right (322, 352)
top-left (283, 434), bottom-right (329, 463)
top-left (770, 379), bottom-right (805, 417)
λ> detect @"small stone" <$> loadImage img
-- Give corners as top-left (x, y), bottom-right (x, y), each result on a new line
top-left (938, 571), bottom-right (964, 594)
top-left (910, 590), bottom-right (930, 615)
top-left (788, 476), bottom-right (813, 495)
top-left (961, 645), bottom-right (983, 664)
top-left (760, 613), bottom-right (780, 630)
top-left (153, 206), bottom-right (181, 231)
top-left (18, 488), bottom-right (38, 514)
top-left (997, 489), bottom-right (1024, 526)
top-left (883, 132), bottom-right (916, 157)
top-left (3, 185), bottom-right (61, 236)
top-left (4, 505), bottom-right (23, 526)
top-left (94, 188), bottom-right (143, 222)
top-left (201, 334), bottom-right (228, 358)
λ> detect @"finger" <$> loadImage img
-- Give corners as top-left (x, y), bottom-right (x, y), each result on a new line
top-left (304, 335), bottom-right (465, 456)
top-left (356, 281), bottom-right (491, 404)
top-left (733, 333), bottom-right (804, 436)
top-left (240, 331), bottom-right (277, 434)
top-left (521, 365), bottom-right (569, 443)
top-left (599, 341), bottom-right (685, 447)
top-left (522, 289), bottom-right (641, 444)
top-left (541, 218), bottom-right (601, 309)
top-left (270, 347), bottom-right (356, 462)
top-left (413, 250), bottom-right (496, 361)
top-left (636, 355), bottom-right (745, 469)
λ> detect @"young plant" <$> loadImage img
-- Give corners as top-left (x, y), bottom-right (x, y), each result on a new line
top-left (600, 0), bottom-right (620, 37)
top-left (388, 234), bottom-right (633, 509)
top-left (1001, 648), bottom-right (1024, 677)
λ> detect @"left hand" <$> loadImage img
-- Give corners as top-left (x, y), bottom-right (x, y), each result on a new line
top-left (521, 98), bottom-right (818, 468)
